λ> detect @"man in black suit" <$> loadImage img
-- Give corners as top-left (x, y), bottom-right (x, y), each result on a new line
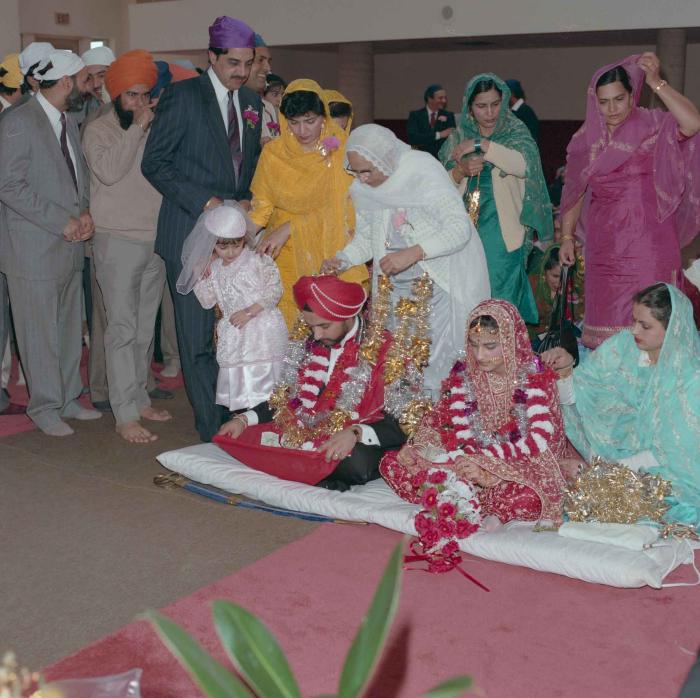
top-left (505, 79), bottom-right (539, 144)
top-left (406, 83), bottom-right (456, 158)
top-left (142, 16), bottom-right (262, 441)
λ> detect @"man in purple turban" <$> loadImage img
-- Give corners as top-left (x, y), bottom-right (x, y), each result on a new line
top-left (142, 16), bottom-right (263, 441)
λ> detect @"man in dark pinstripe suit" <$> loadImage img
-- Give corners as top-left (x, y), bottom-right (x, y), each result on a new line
top-left (142, 16), bottom-right (262, 441)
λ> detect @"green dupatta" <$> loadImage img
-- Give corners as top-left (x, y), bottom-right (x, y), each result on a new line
top-left (564, 285), bottom-right (700, 528)
top-left (439, 73), bottom-right (553, 246)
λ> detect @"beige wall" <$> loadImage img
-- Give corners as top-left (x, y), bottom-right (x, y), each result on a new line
top-left (129, 0), bottom-right (700, 51)
top-left (16, 0), bottom-right (128, 53)
top-left (178, 43), bottom-right (697, 122)
top-left (0, 0), bottom-right (21, 53)
top-left (374, 43), bottom-right (700, 120)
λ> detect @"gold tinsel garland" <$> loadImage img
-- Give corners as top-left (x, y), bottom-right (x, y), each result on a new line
top-left (384, 273), bottom-right (434, 435)
top-left (564, 458), bottom-right (671, 525)
top-left (360, 274), bottom-right (393, 366)
top-left (269, 273), bottom-right (433, 447)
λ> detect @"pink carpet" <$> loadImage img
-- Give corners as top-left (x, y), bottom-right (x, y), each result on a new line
top-left (44, 524), bottom-right (699, 697)
top-left (0, 355), bottom-right (183, 439)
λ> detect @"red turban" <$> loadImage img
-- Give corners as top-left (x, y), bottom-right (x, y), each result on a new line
top-left (105, 49), bottom-right (157, 99)
top-left (293, 275), bottom-right (367, 321)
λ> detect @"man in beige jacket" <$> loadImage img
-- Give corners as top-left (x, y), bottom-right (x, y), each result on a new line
top-left (83, 50), bottom-right (171, 443)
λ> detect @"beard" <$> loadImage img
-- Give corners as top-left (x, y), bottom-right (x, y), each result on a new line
top-left (65, 81), bottom-right (87, 112)
top-left (114, 96), bottom-right (134, 130)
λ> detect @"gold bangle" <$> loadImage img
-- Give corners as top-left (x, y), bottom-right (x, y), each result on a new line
top-left (560, 234), bottom-right (574, 242)
top-left (654, 80), bottom-right (667, 92)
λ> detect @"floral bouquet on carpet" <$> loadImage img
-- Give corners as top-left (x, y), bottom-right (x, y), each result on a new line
top-left (411, 468), bottom-right (482, 573)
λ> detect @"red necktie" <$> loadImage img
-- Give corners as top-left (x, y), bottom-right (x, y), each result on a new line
top-left (60, 113), bottom-right (77, 191)
top-left (227, 91), bottom-right (242, 184)
top-left (429, 111), bottom-right (437, 129)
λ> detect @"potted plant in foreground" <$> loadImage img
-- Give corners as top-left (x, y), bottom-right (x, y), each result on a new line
top-left (148, 542), bottom-right (474, 697)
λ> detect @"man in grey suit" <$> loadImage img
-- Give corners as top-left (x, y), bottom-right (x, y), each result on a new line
top-left (0, 50), bottom-right (102, 436)
top-left (142, 16), bottom-right (262, 441)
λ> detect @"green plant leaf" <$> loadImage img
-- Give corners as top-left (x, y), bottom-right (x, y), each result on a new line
top-left (337, 542), bottom-right (404, 698)
top-left (213, 600), bottom-right (302, 698)
top-left (423, 675), bottom-right (474, 697)
top-left (146, 611), bottom-right (253, 698)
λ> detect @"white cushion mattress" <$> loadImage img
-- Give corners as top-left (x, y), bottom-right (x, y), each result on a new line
top-left (157, 443), bottom-right (697, 589)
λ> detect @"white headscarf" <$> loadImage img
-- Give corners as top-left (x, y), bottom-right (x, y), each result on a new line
top-left (345, 123), bottom-right (410, 176)
top-left (177, 201), bottom-right (254, 295)
top-left (345, 124), bottom-right (464, 212)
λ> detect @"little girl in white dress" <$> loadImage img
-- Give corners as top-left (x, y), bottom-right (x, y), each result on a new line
top-left (177, 202), bottom-right (288, 411)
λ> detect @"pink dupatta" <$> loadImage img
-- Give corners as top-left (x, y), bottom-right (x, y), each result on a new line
top-left (561, 54), bottom-right (700, 247)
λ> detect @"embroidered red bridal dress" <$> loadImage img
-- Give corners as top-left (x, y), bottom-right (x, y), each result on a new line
top-left (381, 300), bottom-right (567, 523)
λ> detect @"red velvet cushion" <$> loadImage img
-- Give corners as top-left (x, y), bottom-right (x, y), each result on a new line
top-left (213, 425), bottom-right (339, 485)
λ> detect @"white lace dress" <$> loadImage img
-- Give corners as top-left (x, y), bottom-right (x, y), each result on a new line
top-left (193, 249), bottom-right (288, 410)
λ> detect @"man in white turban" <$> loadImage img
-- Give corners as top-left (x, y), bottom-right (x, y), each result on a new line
top-left (18, 42), bottom-right (54, 102)
top-left (79, 46), bottom-right (115, 127)
top-left (0, 51), bottom-right (100, 435)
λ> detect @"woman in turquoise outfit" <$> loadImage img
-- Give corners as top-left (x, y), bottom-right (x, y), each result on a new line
top-left (440, 74), bottom-right (552, 324)
top-left (543, 283), bottom-right (700, 529)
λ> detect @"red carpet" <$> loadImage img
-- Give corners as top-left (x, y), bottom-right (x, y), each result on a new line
top-left (0, 355), bottom-right (183, 439)
top-left (44, 524), bottom-right (699, 697)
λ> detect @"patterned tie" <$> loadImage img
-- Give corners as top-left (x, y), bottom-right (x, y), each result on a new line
top-left (227, 91), bottom-right (242, 184)
top-left (429, 111), bottom-right (437, 129)
top-left (59, 113), bottom-right (77, 191)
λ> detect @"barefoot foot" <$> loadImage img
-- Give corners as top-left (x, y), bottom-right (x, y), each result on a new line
top-left (117, 421), bottom-right (158, 443)
top-left (140, 406), bottom-right (172, 422)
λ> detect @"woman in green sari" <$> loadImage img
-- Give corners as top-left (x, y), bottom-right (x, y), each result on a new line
top-left (440, 74), bottom-right (552, 324)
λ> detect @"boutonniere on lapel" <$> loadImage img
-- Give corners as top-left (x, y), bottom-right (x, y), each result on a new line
top-left (437, 115), bottom-right (448, 122)
top-left (242, 105), bottom-right (260, 129)
top-left (317, 135), bottom-right (341, 168)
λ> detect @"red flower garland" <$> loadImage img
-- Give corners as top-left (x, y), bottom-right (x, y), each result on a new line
top-left (290, 340), bottom-right (361, 419)
top-left (433, 362), bottom-right (556, 460)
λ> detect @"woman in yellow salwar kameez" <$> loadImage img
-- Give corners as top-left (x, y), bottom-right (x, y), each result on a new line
top-left (249, 79), bottom-right (367, 326)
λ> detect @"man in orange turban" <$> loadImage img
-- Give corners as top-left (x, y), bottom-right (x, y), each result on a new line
top-left (216, 275), bottom-right (407, 491)
top-left (82, 50), bottom-right (172, 444)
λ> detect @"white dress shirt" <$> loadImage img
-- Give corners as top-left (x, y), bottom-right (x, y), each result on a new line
top-left (426, 106), bottom-right (442, 140)
top-left (0, 95), bottom-right (12, 111)
top-left (207, 67), bottom-right (243, 149)
top-left (244, 317), bottom-right (380, 446)
top-left (511, 98), bottom-right (524, 113)
top-left (36, 91), bottom-right (77, 173)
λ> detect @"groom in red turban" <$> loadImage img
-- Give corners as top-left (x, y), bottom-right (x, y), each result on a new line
top-left (217, 275), bottom-right (406, 490)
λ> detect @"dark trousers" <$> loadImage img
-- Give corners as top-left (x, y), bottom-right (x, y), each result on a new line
top-left (318, 445), bottom-right (400, 492)
top-left (164, 258), bottom-right (221, 441)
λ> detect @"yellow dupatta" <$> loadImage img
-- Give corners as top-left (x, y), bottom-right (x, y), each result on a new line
top-left (249, 79), bottom-right (367, 326)
top-left (323, 88), bottom-right (353, 137)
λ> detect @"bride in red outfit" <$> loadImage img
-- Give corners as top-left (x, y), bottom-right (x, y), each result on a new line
top-left (381, 299), bottom-right (568, 524)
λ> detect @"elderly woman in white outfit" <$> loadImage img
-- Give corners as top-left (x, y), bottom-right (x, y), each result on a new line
top-left (322, 124), bottom-right (490, 396)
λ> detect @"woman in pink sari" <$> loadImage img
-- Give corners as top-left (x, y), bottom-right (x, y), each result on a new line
top-left (559, 52), bottom-right (700, 348)
top-left (381, 299), bottom-right (568, 525)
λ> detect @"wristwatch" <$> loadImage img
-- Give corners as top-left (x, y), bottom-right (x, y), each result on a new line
top-left (473, 138), bottom-right (482, 155)
top-left (350, 425), bottom-right (363, 442)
